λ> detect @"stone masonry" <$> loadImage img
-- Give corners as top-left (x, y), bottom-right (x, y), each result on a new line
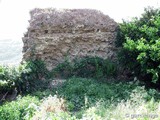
top-left (22, 8), bottom-right (118, 70)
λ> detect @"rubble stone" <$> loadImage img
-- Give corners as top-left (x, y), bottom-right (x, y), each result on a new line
top-left (22, 8), bottom-right (118, 70)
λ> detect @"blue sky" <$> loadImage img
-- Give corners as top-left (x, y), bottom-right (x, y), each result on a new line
top-left (0, 0), bottom-right (159, 40)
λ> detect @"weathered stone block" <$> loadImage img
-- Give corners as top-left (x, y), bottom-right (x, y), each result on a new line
top-left (22, 8), bottom-right (118, 70)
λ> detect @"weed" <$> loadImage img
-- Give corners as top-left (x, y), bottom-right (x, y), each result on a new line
top-left (53, 56), bottom-right (117, 79)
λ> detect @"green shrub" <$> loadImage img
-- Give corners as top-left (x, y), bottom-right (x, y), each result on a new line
top-left (1, 77), bottom-right (159, 120)
top-left (0, 59), bottom-right (50, 97)
top-left (117, 7), bottom-right (160, 83)
top-left (53, 56), bottom-right (117, 79)
top-left (31, 77), bottom-right (160, 119)
top-left (0, 96), bottom-right (39, 120)
top-left (53, 59), bottom-right (74, 78)
top-left (20, 59), bottom-right (50, 93)
top-left (50, 78), bottom-right (144, 111)
top-left (0, 65), bottom-right (22, 93)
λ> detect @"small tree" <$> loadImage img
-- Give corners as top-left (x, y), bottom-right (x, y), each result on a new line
top-left (117, 7), bottom-right (160, 83)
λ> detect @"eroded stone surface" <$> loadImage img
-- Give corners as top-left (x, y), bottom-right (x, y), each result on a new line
top-left (22, 8), bottom-right (118, 70)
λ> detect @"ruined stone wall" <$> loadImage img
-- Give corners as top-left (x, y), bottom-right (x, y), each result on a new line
top-left (22, 8), bottom-right (118, 70)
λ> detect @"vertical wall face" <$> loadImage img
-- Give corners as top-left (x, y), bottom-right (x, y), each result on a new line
top-left (22, 8), bottom-right (118, 70)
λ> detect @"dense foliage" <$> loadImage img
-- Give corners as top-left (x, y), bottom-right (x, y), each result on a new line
top-left (20, 60), bottom-right (49, 93)
top-left (53, 56), bottom-right (117, 79)
top-left (0, 56), bottom-right (116, 100)
top-left (1, 78), bottom-right (160, 120)
top-left (117, 7), bottom-right (160, 83)
top-left (47, 78), bottom-right (160, 111)
top-left (0, 96), bottom-right (39, 120)
top-left (0, 60), bottom-right (49, 103)
top-left (0, 65), bottom-right (21, 93)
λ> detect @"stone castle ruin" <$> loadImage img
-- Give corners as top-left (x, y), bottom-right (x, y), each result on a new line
top-left (22, 8), bottom-right (118, 70)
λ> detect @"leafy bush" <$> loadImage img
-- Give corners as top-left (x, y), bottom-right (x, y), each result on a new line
top-left (0, 96), bottom-right (39, 120)
top-left (1, 77), bottom-right (160, 120)
top-left (45, 78), bottom-right (148, 111)
top-left (53, 56), bottom-right (117, 79)
top-left (20, 60), bottom-right (50, 93)
top-left (0, 59), bottom-right (50, 100)
top-left (31, 77), bottom-right (160, 119)
top-left (117, 7), bottom-right (160, 83)
top-left (0, 65), bottom-right (22, 94)
top-left (53, 58), bottom-right (74, 78)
